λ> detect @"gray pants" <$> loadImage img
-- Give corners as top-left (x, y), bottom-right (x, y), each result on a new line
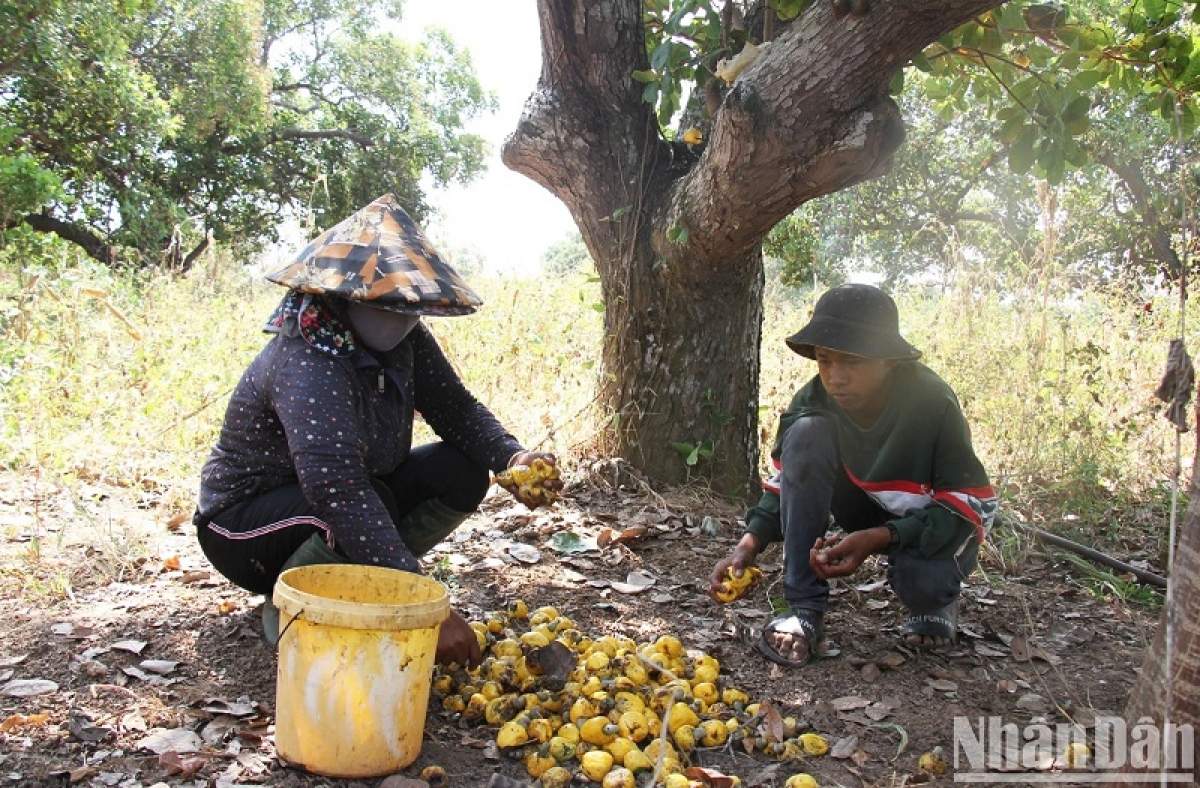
top-left (779, 415), bottom-right (978, 614)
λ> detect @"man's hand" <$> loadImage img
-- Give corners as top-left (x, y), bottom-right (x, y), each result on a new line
top-left (435, 609), bottom-right (482, 668)
top-left (709, 533), bottom-right (764, 602)
top-left (809, 528), bottom-right (890, 579)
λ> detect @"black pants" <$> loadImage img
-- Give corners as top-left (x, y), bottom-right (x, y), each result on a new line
top-left (779, 416), bottom-right (978, 614)
top-left (196, 442), bottom-right (488, 594)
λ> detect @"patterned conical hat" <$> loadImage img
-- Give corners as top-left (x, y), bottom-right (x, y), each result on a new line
top-left (265, 194), bottom-right (482, 316)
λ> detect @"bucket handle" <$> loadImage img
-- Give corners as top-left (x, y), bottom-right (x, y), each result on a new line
top-left (275, 608), bottom-right (305, 650)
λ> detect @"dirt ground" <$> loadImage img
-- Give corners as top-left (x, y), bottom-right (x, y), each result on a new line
top-left (0, 465), bottom-right (1160, 788)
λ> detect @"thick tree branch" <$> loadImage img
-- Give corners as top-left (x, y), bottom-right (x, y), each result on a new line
top-left (274, 128), bottom-right (373, 147)
top-left (952, 211), bottom-right (1005, 225)
top-left (273, 81), bottom-right (323, 93)
top-left (1097, 151), bottom-right (1182, 277)
top-left (272, 100), bottom-right (322, 115)
top-left (179, 235), bottom-right (210, 273)
top-left (662, 0), bottom-right (1004, 266)
top-left (503, 0), bottom-right (659, 265)
top-left (22, 213), bottom-right (117, 265)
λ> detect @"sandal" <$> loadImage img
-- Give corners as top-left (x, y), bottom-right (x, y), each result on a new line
top-left (756, 610), bottom-right (824, 667)
top-left (900, 599), bottom-right (958, 648)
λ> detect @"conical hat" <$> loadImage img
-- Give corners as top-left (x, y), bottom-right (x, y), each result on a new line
top-left (265, 194), bottom-right (482, 316)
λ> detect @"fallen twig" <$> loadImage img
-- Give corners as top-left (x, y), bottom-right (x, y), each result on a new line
top-left (870, 721), bottom-right (909, 761)
top-left (631, 650), bottom-right (681, 788)
top-left (88, 683), bottom-right (139, 700)
top-left (1007, 520), bottom-right (1167, 588)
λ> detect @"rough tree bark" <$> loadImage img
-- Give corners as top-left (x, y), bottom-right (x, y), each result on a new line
top-left (1122, 409), bottom-right (1200, 783)
top-left (504, 0), bottom-right (1003, 494)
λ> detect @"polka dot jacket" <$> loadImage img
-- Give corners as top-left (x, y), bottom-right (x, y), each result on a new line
top-left (197, 295), bottom-right (524, 572)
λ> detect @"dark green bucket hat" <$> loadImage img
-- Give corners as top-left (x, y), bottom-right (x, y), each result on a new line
top-left (785, 284), bottom-right (921, 361)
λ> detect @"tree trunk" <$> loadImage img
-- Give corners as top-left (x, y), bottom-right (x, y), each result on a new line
top-left (1122, 415), bottom-right (1200, 783)
top-left (602, 232), bottom-right (766, 495)
top-left (504, 0), bottom-right (1003, 493)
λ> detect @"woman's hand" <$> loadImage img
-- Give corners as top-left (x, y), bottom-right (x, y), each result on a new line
top-left (435, 609), bottom-right (482, 668)
top-left (504, 451), bottom-right (564, 509)
top-left (509, 450), bottom-right (558, 469)
top-left (708, 533), bottom-right (764, 602)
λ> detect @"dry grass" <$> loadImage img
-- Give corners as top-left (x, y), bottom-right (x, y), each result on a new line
top-left (1, 251), bottom-right (1191, 572)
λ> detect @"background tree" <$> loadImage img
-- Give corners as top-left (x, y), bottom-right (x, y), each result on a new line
top-left (542, 231), bottom-right (593, 277)
top-left (783, 82), bottom-right (1197, 294)
top-left (0, 0), bottom-right (492, 267)
top-left (761, 208), bottom-right (848, 291)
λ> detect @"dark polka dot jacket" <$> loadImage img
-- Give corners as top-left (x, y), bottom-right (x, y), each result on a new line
top-left (197, 295), bottom-right (523, 572)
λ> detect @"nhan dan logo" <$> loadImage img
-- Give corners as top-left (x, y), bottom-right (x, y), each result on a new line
top-left (952, 715), bottom-right (1195, 783)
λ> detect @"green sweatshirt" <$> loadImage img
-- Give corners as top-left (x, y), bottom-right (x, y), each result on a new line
top-left (745, 362), bottom-right (996, 560)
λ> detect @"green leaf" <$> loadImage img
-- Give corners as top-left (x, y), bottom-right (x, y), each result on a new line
top-left (1062, 94), bottom-right (1092, 135)
top-left (1157, 90), bottom-right (1177, 118)
top-left (1067, 69), bottom-right (1105, 91)
top-left (960, 22), bottom-right (981, 50)
top-left (1008, 125), bottom-right (1039, 174)
top-left (1144, 0), bottom-right (1168, 24)
top-left (889, 69), bottom-right (905, 96)
top-left (1010, 76), bottom-right (1038, 103)
top-left (651, 41), bottom-right (674, 72)
top-left (998, 115), bottom-right (1027, 144)
top-left (631, 69), bottom-right (658, 84)
top-left (1026, 43), bottom-right (1054, 68)
top-left (769, 0), bottom-right (812, 22)
top-left (1059, 25), bottom-right (1113, 51)
top-left (546, 531), bottom-right (599, 554)
top-left (1177, 103), bottom-right (1197, 138)
top-left (998, 3), bottom-right (1025, 33)
top-left (672, 441), bottom-right (699, 466)
top-left (979, 26), bottom-right (1003, 56)
top-left (925, 79), bottom-right (950, 100)
top-left (1063, 139), bottom-right (1089, 167)
top-left (1044, 154), bottom-right (1066, 185)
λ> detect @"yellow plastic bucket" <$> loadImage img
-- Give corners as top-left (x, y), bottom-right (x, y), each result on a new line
top-left (272, 564), bottom-right (449, 778)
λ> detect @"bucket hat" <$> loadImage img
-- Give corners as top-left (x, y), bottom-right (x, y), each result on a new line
top-left (785, 284), bottom-right (921, 361)
top-left (265, 194), bottom-right (482, 316)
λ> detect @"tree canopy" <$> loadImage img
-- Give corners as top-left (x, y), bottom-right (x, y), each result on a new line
top-left (765, 89), bottom-right (1198, 291)
top-left (0, 0), bottom-right (493, 267)
top-left (756, 0), bottom-right (1200, 291)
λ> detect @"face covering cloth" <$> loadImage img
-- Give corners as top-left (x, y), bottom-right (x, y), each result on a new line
top-left (347, 302), bottom-right (421, 351)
